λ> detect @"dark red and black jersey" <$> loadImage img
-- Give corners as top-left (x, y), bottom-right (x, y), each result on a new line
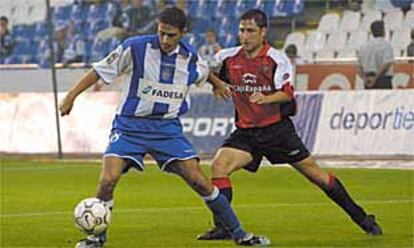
top-left (211, 43), bottom-right (295, 128)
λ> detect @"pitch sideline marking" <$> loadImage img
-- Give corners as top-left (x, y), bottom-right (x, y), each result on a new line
top-left (1, 199), bottom-right (413, 218)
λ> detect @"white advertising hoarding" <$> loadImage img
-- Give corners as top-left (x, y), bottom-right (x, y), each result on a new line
top-left (313, 90), bottom-right (414, 156)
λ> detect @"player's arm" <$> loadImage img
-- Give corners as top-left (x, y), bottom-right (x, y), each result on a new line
top-left (208, 73), bottom-right (232, 100)
top-left (59, 69), bottom-right (99, 116)
top-left (207, 50), bottom-right (233, 100)
top-left (250, 90), bottom-right (291, 104)
top-left (60, 42), bottom-right (132, 116)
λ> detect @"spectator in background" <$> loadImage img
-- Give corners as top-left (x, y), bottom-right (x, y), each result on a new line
top-left (284, 44), bottom-right (304, 89)
top-left (357, 20), bottom-right (394, 89)
top-left (199, 29), bottom-right (221, 65)
top-left (96, 0), bottom-right (131, 41)
top-left (0, 16), bottom-right (15, 61)
top-left (407, 29), bottom-right (414, 57)
top-left (123, 0), bottom-right (152, 36)
top-left (62, 21), bottom-right (85, 65)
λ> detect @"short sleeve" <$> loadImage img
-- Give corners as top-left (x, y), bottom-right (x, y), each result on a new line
top-left (92, 44), bottom-right (132, 84)
top-left (195, 57), bottom-right (210, 85)
top-left (382, 44), bottom-right (394, 64)
top-left (209, 50), bottom-right (224, 73)
top-left (273, 53), bottom-right (294, 90)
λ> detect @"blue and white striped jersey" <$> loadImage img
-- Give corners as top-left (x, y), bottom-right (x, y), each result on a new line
top-left (92, 35), bottom-right (209, 119)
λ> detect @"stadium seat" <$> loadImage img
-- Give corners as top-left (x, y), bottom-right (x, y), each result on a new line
top-left (361, 10), bottom-right (382, 30)
top-left (4, 55), bottom-right (22, 64)
top-left (325, 31), bottom-right (348, 52)
top-left (33, 22), bottom-right (48, 41)
top-left (272, 1), bottom-right (288, 17)
top-left (383, 9), bottom-right (403, 32)
top-left (305, 31), bottom-right (326, 53)
top-left (215, 0), bottom-right (236, 18)
top-left (86, 20), bottom-right (110, 42)
top-left (403, 10), bottom-right (414, 29)
top-left (337, 46), bottom-right (356, 58)
top-left (193, 0), bottom-right (217, 19)
top-left (339, 11), bottom-right (361, 33)
top-left (391, 28), bottom-right (411, 56)
top-left (219, 33), bottom-right (237, 48)
top-left (14, 40), bottom-right (31, 56)
top-left (191, 17), bottom-right (213, 34)
top-left (53, 4), bottom-right (71, 22)
top-left (283, 32), bottom-right (306, 51)
top-left (315, 49), bottom-right (336, 59)
top-left (317, 13), bottom-right (340, 33)
top-left (105, 2), bottom-right (119, 20)
top-left (347, 29), bottom-right (368, 50)
top-left (70, 4), bottom-right (85, 22)
top-left (292, 0), bottom-right (305, 15)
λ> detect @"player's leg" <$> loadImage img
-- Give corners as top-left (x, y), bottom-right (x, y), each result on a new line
top-left (261, 118), bottom-right (382, 235)
top-left (76, 156), bottom-right (127, 248)
top-left (291, 156), bottom-right (382, 235)
top-left (197, 147), bottom-right (254, 240)
top-left (170, 159), bottom-right (270, 246)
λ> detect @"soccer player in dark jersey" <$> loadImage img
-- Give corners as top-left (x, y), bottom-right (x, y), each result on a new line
top-left (198, 9), bottom-right (383, 241)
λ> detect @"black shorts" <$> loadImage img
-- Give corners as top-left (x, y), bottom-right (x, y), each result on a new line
top-left (222, 118), bottom-right (310, 172)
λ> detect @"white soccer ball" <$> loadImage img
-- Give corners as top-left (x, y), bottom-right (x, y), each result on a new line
top-left (74, 197), bottom-right (111, 235)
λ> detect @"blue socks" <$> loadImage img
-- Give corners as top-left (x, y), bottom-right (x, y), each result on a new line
top-left (203, 187), bottom-right (246, 240)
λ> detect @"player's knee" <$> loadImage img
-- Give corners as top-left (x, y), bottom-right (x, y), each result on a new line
top-left (211, 159), bottom-right (232, 176)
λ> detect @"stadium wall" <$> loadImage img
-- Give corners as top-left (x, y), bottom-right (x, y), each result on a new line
top-left (1, 63), bottom-right (413, 92)
top-left (0, 90), bottom-right (413, 160)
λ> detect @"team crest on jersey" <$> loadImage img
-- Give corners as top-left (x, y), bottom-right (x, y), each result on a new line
top-left (161, 68), bottom-right (173, 81)
top-left (109, 132), bottom-right (121, 143)
top-left (242, 73), bottom-right (257, 84)
top-left (283, 73), bottom-right (290, 80)
top-left (106, 52), bottom-right (119, 65)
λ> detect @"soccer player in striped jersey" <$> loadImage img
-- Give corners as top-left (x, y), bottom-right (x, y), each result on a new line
top-left (60, 6), bottom-right (269, 248)
top-left (197, 9), bottom-right (382, 241)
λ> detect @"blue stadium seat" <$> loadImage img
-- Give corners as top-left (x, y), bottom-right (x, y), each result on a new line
top-left (190, 17), bottom-right (213, 33)
top-left (14, 40), bottom-right (31, 56)
top-left (105, 2), bottom-right (119, 20)
top-left (4, 55), bottom-right (22, 64)
top-left (86, 20), bottom-right (109, 42)
top-left (219, 33), bottom-right (237, 48)
top-left (12, 24), bottom-right (29, 42)
top-left (87, 4), bottom-right (107, 23)
top-left (187, 1), bottom-right (199, 17)
top-left (194, 0), bottom-right (217, 19)
top-left (54, 5), bottom-right (71, 22)
top-left (215, 0), bottom-right (236, 18)
top-left (70, 4), bottom-right (86, 24)
top-left (34, 22), bottom-right (48, 41)
top-left (215, 17), bottom-right (238, 37)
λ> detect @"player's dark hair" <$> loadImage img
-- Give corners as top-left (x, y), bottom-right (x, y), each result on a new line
top-left (0, 16), bottom-right (8, 23)
top-left (158, 6), bottom-right (187, 31)
top-left (370, 20), bottom-right (384, 38)
top-left (284, 44), bottom-right (297, 57)
top-left (240, 9), bottom-right (267, 28)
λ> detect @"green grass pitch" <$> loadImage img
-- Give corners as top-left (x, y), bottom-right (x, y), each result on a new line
top-left (1, 159), bottom-right (413, 247)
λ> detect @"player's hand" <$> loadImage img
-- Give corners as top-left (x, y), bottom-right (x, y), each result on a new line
top-left (59, 94), bottom-right (75, 116)
top-left (213, 82), bottom-right (232, 101)
top-left (249, 92), bottom-right (268, 104)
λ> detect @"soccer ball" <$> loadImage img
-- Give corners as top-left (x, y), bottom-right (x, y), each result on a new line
top-left (74, 197), bottom-right (111, 235)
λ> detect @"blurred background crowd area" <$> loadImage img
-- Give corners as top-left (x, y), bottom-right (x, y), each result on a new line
top-left (0, 0), bottom-right (413, 67)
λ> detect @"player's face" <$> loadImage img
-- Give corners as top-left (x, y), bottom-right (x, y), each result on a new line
top-left (157, 22), bottom-right (183, 54)
top-left (239, 19), bottom-right (266, 54)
